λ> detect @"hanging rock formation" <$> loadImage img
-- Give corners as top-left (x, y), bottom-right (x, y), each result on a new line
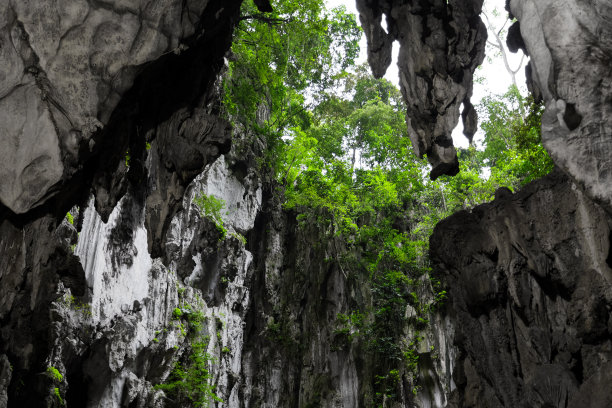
top-left (356, 0), bottom-right (487, 179)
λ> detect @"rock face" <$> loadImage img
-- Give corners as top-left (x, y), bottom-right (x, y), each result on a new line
top-left (0, 0), bottom-right (246, 406)
top-left (0, 0), bottom-right (611, 407)
top-left (507, 0), bottom-right (612, 210)
top-left (0, 0), bottom-right (240, 215)
top-left (423, 2), bottom-right (612, 405)
top-left (431, 170), bottom-right (612, 407)
top-left (356, 0), bottom-right (487, 179)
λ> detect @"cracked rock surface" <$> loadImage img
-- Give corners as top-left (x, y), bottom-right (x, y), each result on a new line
top-left (356, 0), bottom-right (487, 179)
top-left (1, 0), bottom-right (612, 407)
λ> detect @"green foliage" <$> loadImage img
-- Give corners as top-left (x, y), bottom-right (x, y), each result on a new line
top-left (229, 231), bottom-right (247, 245)
top-left (157, 294), bottom-right (222, 407)
top-left (412, 86), bottom-right (553, 245)
top-left (154, 340), bottom-right (222, 408)
top-left (172, 303), bottom-right (206, 338)
top-left (65, 212), bottom-right (74, 225)
top-left (47, 366), bottom-right (63, 383)
top-left (224, 0), bottom-right (361, 171)
top-left (193, 193), bottom-right (227, 238)
top-left (222, 0), bottom-right (551, 403)
top-left (47, 367), bottom-right (65, 405)
top-left (265, 318), bottom-right (299, 351)
top-left (270, 66), bottom-right (437, 403)
top-left (54, 387), bottom-right (64, 406)
top-left (264, 72), bottom-right (547, 404)
top-left (479, 85), bottom-right (554, 188)
top-left (61, 294), bottom-right (92, 317)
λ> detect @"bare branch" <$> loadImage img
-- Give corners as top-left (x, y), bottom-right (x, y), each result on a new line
top-left (510, 54), bottom-right (526, 75)
top-left (482, 10), bottom-right (525, 89)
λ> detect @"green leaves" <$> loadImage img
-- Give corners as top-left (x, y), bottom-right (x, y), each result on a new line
top-left (154, 340), bottom-right (222, 407)
top-left (479, 85), bottom-right (554, 189)
top-left (193, 193), bottom-right (227, 238)
top-left (224, 1), bottom-right (361, 153)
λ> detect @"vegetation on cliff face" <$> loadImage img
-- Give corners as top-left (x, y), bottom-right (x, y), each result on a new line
top-left (219, 0), bottom-right (552, 403)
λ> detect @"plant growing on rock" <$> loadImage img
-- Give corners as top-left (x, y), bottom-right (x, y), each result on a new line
top-left (157, 294), bottom-right (220, 407)
top-left (154, 340), bottom-right (221, 407)
top-left (193, 193), bottom-right (227, 238)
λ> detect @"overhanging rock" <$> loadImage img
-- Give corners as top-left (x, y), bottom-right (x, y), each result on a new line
top-left (356, 0), bottom-right (487, 179)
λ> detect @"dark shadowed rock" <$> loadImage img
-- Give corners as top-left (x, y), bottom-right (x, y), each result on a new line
top-left (356, 0), bottom-right (487, 179)
top-left (431, 170), bottom-right (612, 407)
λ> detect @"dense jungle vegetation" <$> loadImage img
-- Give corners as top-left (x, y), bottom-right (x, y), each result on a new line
top-left (197, 0), bottom-right (554, 405)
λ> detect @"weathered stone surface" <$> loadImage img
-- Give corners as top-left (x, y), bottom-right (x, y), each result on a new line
top-left (0, 1), bottom-right (243, 406)
top-left (145, 107), bottom-right (232, 257)
top-left (0, 83), bottom-right (63, 214)
top-left (0, 0), bottom-right (241, 215)
top-left (508, 0), bottom-right (612, 210)
top-left (356, 0), bottom-right (487, 179)
top-left (431, 170), bottom-right (612, 407)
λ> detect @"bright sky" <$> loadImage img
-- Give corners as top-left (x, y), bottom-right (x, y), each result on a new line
top-left (325, 0), bottom-right (527, 148)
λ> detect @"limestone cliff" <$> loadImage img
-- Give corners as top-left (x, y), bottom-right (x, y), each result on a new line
top-left (424, 1), bottom-right (612, 406)
top-left (0, 0), bottom-right (245, 406)
top-left (0, 0), bottom-right (611, 407)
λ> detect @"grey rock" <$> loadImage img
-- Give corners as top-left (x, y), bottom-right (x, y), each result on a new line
top-left (431, 170), bottom-right (612, 407)
top-left (0, 0), bottom-right (241, 215)
top-left (356, 0), bottom-right (487, 179)
top-left (508, 0), bottom-right (612, 210)
top-left (1, 0), bottom-right (612, 407)
top-left (0, 82), bottom-right (63, 214)
top-left (0, 355), bottom-right (11, 408)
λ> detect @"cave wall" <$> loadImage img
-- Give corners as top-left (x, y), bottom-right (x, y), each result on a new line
top-left (507, 0), bottom-right (612, 211)
top-left (0, 0), bottom-right (611, 407)
top-left (0, 0), bottom-right (240, 216)
top-left (0, 0), bottom-right (245, 406)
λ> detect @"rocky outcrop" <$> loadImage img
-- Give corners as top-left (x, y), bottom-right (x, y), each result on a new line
top-left (507, 0), bottom-right (612, 210)
top-left (0, 0), bottom-right (241, 216)
top-left (431, 170), bottom-right (612, 407)
top-left (356, 0), bottom-right (487, 179)
top-left (0, 0), bottom-right (245, 406)
top-left (422, 2), bottom-right (612, 406)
